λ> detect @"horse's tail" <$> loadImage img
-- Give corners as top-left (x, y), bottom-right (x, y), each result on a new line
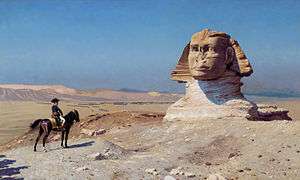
top-left (30, 119), bottom-right (42, 129)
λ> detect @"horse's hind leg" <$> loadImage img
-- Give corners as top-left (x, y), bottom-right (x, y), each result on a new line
top-left (64, 128), bottom-right (70, 148)
top-left (61, 130), bottom-right (65, 147)
top-left (34, 127), bottom-right (43, 152)
top-left (42, 125), bottom-right (49, 152)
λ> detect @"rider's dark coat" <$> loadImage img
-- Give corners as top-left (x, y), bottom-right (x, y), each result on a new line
top-left (52, 105), bottom-right (63, 117)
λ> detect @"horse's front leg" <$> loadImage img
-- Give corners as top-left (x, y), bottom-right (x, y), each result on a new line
top-left (34, 127), bottom-right (43, 152)
top-left (61, 130), bottom-right (65, 147)
top-left (65, 128), bottom-right (70, 148)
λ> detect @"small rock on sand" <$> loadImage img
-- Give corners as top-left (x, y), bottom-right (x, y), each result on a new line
top-left (208, 174), bottom-right (226, 180)
top-left (80, 128), bottom-right (106, 136)
top-left (170, 167), bottom-right (184, 175)
top-left (89, 141), bottom-right (129, 160)
top-left (94, 129), bottom-right (106, 136)
top-left (80, 128), bottom-right (95, 136)
top-left (164, 175), bottom-right (176, 180)
top-left (145, 168), bottom-right (158, 175)
top-left (88, 152), bottom-right (105, 160)
top-left (76, 166), bottom-right (89, 172)
top-left (185, 172), bottom-right (196, 178)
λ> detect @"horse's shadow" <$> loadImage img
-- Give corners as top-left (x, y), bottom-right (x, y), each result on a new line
top-left (49, 140), bottom-right (95, 151)
top-left (0, 155), bottom-right (28, 180)
top-left (67, 141), bottom-right (95, 149)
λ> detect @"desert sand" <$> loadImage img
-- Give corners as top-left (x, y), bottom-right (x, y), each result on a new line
top-left (0, 101), bottom-right (170, 145)
top-left (0, 97), bottom-right (299, 179)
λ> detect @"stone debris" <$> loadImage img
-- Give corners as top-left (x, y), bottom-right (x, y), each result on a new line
top-left (88, 152), bottom-right (103, 160)
top-left (164, 175), bottom-right (176, 180)
top-left (145, 168), bottom-right (158, 175)
top-left (169, 167), bottom-right (195, 177)
top-left (75, 166), bottom-right (89, 172)
top-left (80, 128), bottom-right (106, 136)
top-left (94, 129), bottom-right (106, 136)
top-left (207, 174), bottom-right (226, 180)
top-left (90, 141), bottom-right (129, 160)
top-left (80, 128), bottom-right (95, 136)
top-left (185, 172), bottom-right (196, 178)
top-left (228, 152), bottom-right (238, 159)
top-left (170, 167), bottom-right (184, 175)
top-left (205, 162), bottom-right (212, 166)
top-left (244, 167), bottom-right (252, 171)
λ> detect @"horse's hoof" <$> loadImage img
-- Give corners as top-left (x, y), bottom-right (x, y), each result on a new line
top-left (34, 149), bottom-right (37, 152)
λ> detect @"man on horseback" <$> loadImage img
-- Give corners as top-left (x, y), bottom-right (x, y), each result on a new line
top-left (51, 98), bottom-right (64, 128)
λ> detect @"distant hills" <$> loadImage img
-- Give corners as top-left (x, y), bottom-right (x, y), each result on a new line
top-left (0, 84), bottom-right (299, 102)
top-left (0, 84), bottom-right (182, 102)
top-left (245, 91), bottom-right (300, 98)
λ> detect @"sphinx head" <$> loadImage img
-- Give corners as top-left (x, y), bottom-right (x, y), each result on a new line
top-left (171, 29), bottom-right (253, 81)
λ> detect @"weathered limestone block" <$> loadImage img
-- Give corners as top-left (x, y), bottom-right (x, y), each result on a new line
top-left (165, 29), bottom-right (291, 121)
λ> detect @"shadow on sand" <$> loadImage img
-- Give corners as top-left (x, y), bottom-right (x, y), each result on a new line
top-left (67, 141), bottom-right (95, 149)
top-left (47, 140), bottom-right (95, 152)
top-left (0, 155), bottom-right (28, 180)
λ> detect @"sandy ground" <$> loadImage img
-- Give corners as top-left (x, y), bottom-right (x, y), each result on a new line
top-left (1, 110), bottom-right (300, 179)
top-left (0, 101), bottom-right (170, 145)
top-left (1, 98), bottom-right (299, 145)
top-left (0, 98), bottom-right (299, 179)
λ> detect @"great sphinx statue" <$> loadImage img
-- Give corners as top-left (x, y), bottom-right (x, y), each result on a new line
top-left (164, 29), bottom-right (291, 121)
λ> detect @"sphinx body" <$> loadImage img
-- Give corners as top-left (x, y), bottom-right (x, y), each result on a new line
top-left (164, 71), bottom-right (259, 120)
top-left (164, 29), bottom-right (291, 121)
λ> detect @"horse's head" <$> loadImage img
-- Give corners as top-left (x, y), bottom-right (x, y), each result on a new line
top-left (73, 109), bottom-right (80, 122)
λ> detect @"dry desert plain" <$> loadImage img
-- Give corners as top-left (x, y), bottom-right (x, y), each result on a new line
top-left (0, 96), bottom-right (299, 179)
top-left (0, 101), bottom-right (170, 145)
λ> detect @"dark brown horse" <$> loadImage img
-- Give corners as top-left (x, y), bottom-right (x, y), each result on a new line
top-left (30, 110), bottom-right (80, 152)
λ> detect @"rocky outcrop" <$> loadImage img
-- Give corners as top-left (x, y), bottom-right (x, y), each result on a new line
top-left (89, 141), bottom-right (129, 160)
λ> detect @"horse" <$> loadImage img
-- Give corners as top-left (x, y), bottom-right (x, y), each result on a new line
top-left (30, 109), bottom-right (80, 152)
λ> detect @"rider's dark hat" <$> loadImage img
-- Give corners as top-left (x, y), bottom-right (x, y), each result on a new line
top-left (51, 98), bottom-right (60, 103)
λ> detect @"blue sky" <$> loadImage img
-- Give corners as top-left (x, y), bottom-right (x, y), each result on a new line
top-left (0, 0), bottom-right (299, 92)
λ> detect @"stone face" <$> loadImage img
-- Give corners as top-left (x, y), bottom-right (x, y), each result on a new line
top-left (165, 29), bottom-right (291, 121)
top-left (171, 29), bottom-right (252, 82)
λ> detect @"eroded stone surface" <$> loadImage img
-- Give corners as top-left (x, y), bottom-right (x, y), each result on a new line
top-left (165, 29), bottom-right (291, 121)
